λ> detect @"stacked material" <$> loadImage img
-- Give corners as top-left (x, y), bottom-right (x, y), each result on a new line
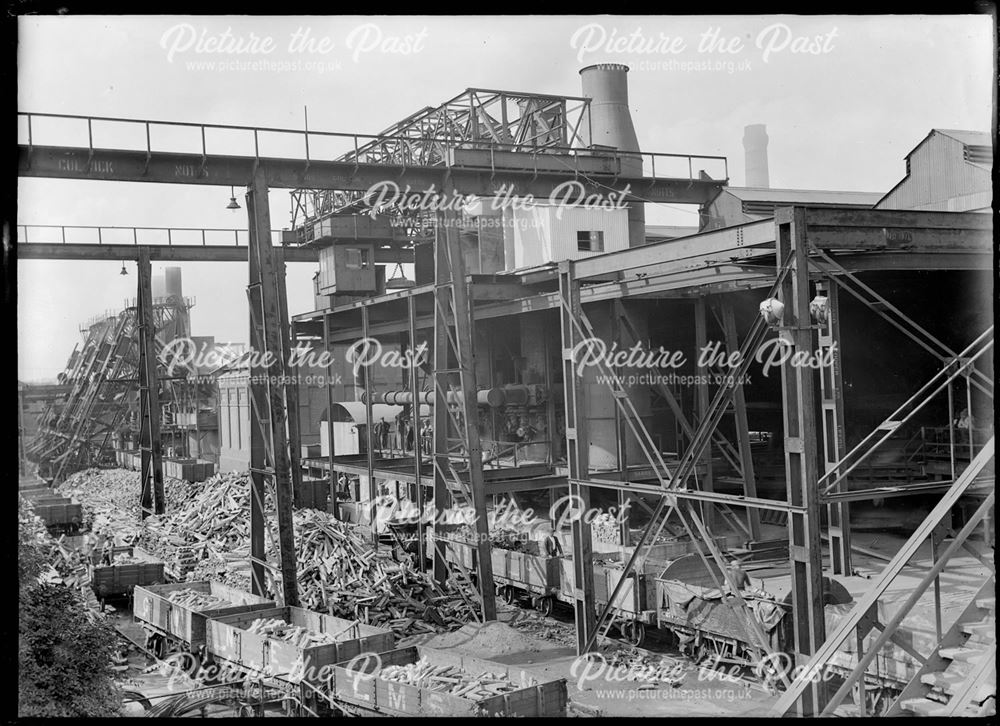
top-left (380, 655), bottom-right (532, 698)
top-left (166, 587), bottom-right (234, 611)
top-left (57, 467), bottom-right (192, 541)
top-left (246, 617), bottom-right (340, 646)
top-left (592, 512), bottom-right (622, 544)
top-left (288, 509), bottom-right (480, 638)
top-left (19, 496), bottom-right (103, 615)
top-left (447, 523), bottom-right (535, 554)
top-left (55, 469), bottom-right (480, 638)
top-left (605, 647), bottom-right (686, 686)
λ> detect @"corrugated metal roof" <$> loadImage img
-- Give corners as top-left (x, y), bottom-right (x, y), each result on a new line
top-left (933, 129), bottom-right (993, 148)
top-left (901, 129), bottom-right (993, 161)
top-left (722, 187), bottom-right (882, 206)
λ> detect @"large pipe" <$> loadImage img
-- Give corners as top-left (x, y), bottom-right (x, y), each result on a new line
top-left (363, 385), bottom-right (530, 408)
top-left (580, 63), bottom-right (645, 248)
top-left (743, 124), bottom-right (770, 189)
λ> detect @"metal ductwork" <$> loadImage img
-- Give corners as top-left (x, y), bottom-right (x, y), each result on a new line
top-left (362, 384), bottom-right (530, 408)
top-left (580, 63), bottom-right (645, 248)
top-left (743, 124), bottom-right (770, 189)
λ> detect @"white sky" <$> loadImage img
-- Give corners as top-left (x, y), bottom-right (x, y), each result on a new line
top-left (16, 14), bottom-right (995, 380)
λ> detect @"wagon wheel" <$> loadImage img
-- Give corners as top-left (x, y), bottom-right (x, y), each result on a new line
top-left (693, 638), bottom-right (709, 664)
top-left (149, 634), bottom-right (167, 661)
top-left (502, 586), bottom-right (517, 605)
top-left (535, 596), bottom-right (554, 617)
top-left (618, 621), bottom-right (633, 641)
top-left (625, 622), bottom-right (646, 647)
top-left (237, 704), bottom-right (256, 718)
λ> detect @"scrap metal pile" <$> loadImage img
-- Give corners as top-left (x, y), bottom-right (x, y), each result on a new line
top-left (58, 469), bottom-right (479, 638)
top-left (380, 656), bottom-right (534, 699)
top-left (18, 496), bottom-right (102, 615)
top-left (166, 587), bottom-right (234, 611)
top-left (246, 617), bottom-right (342, 646)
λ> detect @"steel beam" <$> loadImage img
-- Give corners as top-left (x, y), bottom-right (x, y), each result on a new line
top-left (18, 145), bottom-right (721, 203)
top-left (775, 207), bottom-right (827, 715)
top-left (18, 242), bottom-right (318, 263)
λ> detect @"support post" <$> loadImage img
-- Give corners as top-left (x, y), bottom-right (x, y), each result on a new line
top-left (323, 314), bottom-right (339, 519)
top-left (275, 249), bottom-right (304, 516)
top-left (694, 297), bottom-right (715, 529)
top-left (432, 266), bottom-right (451, 582)
top-left (361, 304), bottom-right (378, 545)
top-left (407, 296), bottom-right (426, 570)
top-left (775, 207), bottom-right (827, 716)
top-left (721, 303), bottom-right (762, 541)
top-left (817, 280), bottom-right (851, 575)
top-left (432, 209), bottom-right (496, 620)
top-left (559, 260), bottom-right (597, 654)
top-left (137, 247), bottom-right (165, 518)
top-left (245, 169), bottom-right (299, 607)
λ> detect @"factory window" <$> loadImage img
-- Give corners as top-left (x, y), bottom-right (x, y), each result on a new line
top-left (577, 230), bottom-right (604, 252)
top-left (344, 247), bottom-right (369, 270)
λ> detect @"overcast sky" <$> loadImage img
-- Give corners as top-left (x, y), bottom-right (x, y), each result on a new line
top-left (16, 14), bottom-right (994, 380)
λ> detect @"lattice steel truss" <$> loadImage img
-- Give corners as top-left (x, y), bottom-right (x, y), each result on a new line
top-left (25, 290), bottom-right (195, 484)
top-left (288, 88), bottom-right (592, 230)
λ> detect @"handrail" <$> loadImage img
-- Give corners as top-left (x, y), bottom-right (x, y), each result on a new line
top-left (819, 328), bottom-right (993, 496)
top-left (773, 437), bottom-right (995, 716)
top-left (17, 111), bottom-right (729, 182)
top-left (18, 224), bottom-right (286, 247)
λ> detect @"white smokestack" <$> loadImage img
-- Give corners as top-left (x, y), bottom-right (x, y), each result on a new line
top-left (580, 63), bottom-right (645, 248)
top-left (743, 124), bottom-right (770, 189)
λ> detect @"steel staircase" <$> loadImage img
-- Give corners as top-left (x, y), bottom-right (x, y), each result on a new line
top-left (895, 582), bottom-right (996, 717)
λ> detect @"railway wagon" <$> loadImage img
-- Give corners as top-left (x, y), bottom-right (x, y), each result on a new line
top-left (653, 554), bottom-right (853, 667)
top-left (90, 546), bottom-right (166, 609)
top-left (557, 553), bottom-right (661, 645)
top-left (493, 547), bottom-right (562, 612)
top-left (20, 486), bottom-right (58, 500)
top-left (134, 581), bottom-right (276, 661)
top-left (206, 606), bottom-right (395, 687)
top-left (327, 645), bottom-right (568, 717)
top-left (31, 496), bottom-right (84, 534)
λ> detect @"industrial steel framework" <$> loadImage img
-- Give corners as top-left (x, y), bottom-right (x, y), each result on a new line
top-left (288, 88), bottom-right (594, 227)
top-left (294, 205), bottom-right (991, 717)
top-left (25, 276), bottom-right (192, 486)
top-left (17, 100), bottom-right (993, 718)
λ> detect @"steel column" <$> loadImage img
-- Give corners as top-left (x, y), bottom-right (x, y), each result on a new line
top-left (323, 314), bottom-right (339, 519)
top-left (559, 261), bottom-right (597, 654)
top-left (720, 303), bottom-right (762, 541)
top-left (407, 296), bottom-right (426, 570)
top-left (361, 304), bottom-right (378, 545)
top-left (136, 248), bottom-right (165, 518)
top-left (432, 209), bottom-right (497, 620)
top-left (245, 169), bottom-right (299, 607)
top-left (694, 297), bottom-right (715, 529)
top-left (275, 249), bottom-right (304, 516)
top-left (775, 207), bottom-right (827, 715)
top-left (816, 280), bottom-right (851, 575)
